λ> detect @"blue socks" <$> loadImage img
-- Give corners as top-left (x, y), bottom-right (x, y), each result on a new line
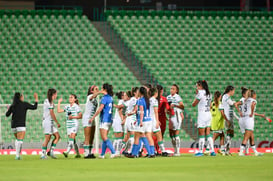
top-left (140, 137), bottom-right (153, 155)
top-left (131, 144), bottom-right (139, 156)
top-left (101, 139), bottom-right (115, 156)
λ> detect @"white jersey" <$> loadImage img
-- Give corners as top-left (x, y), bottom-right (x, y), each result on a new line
top-left (83, 94), bottom-right (98, 119)
top-left (126, 97), bottom-right (137, 114)
top-left (242, 98), bottom-right (257, 118)
top-left (43, 99), bottom-right (54, 122)
top-left (113, 99), bottom-right (125, 122)
top-left (196, 90), bottom-right (211, 113)
top-left (239, 97), bottom-right (245, 115)
top-left (221, 94), bottom-right (236, 120)
top-left (64, 103), bottom-right (81, 129)
top-left (149, 97), bottom-right (158, 121)
top-left (167, 93), bottom-right (183, 114)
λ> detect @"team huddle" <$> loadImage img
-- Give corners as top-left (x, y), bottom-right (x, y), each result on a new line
top-left (6, 81), bottom-right (268, 160)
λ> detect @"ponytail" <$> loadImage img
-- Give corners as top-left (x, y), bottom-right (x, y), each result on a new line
top-left (12, 92), bottom-right (22, 106)
top-left (149, 87), bottom-right (158, 97)
top-left (213, 91), bottom-right (221, 108)
top-left (223, 85), bottom-right (235, 95)
top-left (197, 80), bottom-right (210, 96)
top-left (156, 84), bottom-right (163, 105)
top-left (241, 87), bottom-right (248, 97)
top-left (131, 87), bottom-right (139, 96)
top-left (87, 85), bottom-right (96, 96)
top-left (47, 88), bottom-right (57, 104)
top-left (139, 86), bottom-right (150, 108)
top-left (115, 91), bottom-right (124, 99)
top-left (126, 90), bottom-right (132, 98)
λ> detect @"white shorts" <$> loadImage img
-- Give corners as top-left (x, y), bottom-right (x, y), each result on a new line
top-left (197, 112), bottom-right (211, 128)
top-left (239, 117), bottom-right (245, 134)
top-left (112, 118), bottom-right (124, 133)
top-left (136, 121), bottom-right (152, 133)
top-left (43, 120), bottom-right (58, 135)
top-left (243, 117), bottom-right (254, 131)
top-left (67, 125), bottom-right (79, 135)
top-left (82, 115), bottom-right (96, 128)
top-left (170, 113), bottom-right (182, 130)
top-left (125, 116), bottom-right (136, 132)
top-left (152, 117), bottom-right (161, 133)
top-left (99, 122), bottom-right (112, 131)
top-left (12, 127), bottom-right (26, 133)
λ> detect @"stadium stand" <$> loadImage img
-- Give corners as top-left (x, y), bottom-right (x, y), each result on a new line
top-left (0, 10), bottom-right (141, 143)
top-left (106, 10), bottom-right (273, 141)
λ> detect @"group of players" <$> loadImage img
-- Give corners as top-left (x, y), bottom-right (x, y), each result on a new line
top-left (6, 81), bottom-right (267, 160)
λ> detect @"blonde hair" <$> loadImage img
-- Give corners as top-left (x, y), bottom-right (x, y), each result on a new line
top-left (245, 89), bottom-right (256, 99)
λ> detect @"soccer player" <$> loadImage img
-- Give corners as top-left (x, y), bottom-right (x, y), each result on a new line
top-left (238, 89), bottom-right (264, 156)
top-left (128, 86), bottom-right (155, 158)
top-left (41, 88), bottom-right (61, 159)
top-left (82, 85), bottom-right (101, 159)
top-left (112, 91), bottom-right (126, 156)
top-left (6, 92), bottom-right (38, 160)
top-left (149, 87), bottom-right (168, 156)
top-left (122, 87), bottom-right (138, 155)
top-left (58, 94), bottom-right (82, 158)
top-left (157, 85), bottom-right (170, 137)
top-left (220, 85), bottom-right (237, 155)
top-left (167, 84), bottom-right (184, 156)
top-left (192, 80), bottom-right (215, 156)
top-left (89, 83), bottom-right (116, 159)
top-left (210, 91), bottom-right (225, 155)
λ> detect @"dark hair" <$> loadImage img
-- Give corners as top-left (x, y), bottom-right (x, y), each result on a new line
top-left (115, 91), bottom-right (124, 99)
top-left (149, 87), bottom-right (158, 97)
top-left (246, 89), bottom-right (256, 99)
top-left (47, 88), bottom-right (57, 104)
top-left (103, 83), bottom-right (114, 96)
top-left (241, 87), bottom-right (248, 96)
top-left (87, 85), bottom-right (97, 96)
top-left (139, 86), bottom-right (150, 108)
top-left (172, 84), bottom-right (179, 94)
top-left (131, 87), bottom-right (139, 96)
top-left (12, 92), bottom-right (22, 106)
top-left (197, 80), bottom-right (210, 96)
top-left (213, 91), bottom-right (222, 108)
top-left (125, 90), bottom-right (132, 98)
top-left (71, 94), bottom-right (79, 105)
top-left (223, 85), bottom-right (235, 95)
top-left (156, 84), bottom-right (163, 104)
top-left (144, 83), bottom-right (152, 89)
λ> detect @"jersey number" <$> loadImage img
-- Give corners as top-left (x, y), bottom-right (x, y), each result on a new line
top-left (109, 103), bottom-right (112, 114)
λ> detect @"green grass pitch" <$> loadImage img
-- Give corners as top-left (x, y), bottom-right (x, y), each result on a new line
top-left (0, 154), bottom-right (272, 181)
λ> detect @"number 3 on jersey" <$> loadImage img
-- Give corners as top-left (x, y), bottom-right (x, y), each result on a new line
top-left (109, 103), bottom-right (112, 114)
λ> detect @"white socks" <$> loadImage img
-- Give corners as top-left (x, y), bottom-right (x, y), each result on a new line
top-left (66, 139), bottom-right (74, 153)
top-left (207, 136), bottom-right (214, 153)
top-left (15, 139), bottom-right (23, 158)
top-left (175, 136), bottom-right (180, 154)
top-left (199, 137), bottom-right (205, 153)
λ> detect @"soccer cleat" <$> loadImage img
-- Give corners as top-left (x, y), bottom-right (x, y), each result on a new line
top-left (162, 152), bottom-right (169, 157)
top-left (125, 154), bottom-right (137, 158)
top-left (89, 154), bottom-right (96, 159)
top-left (75, 154), bottom-right (81, 158)
top-left (194, 152), bottom-right (204, 157)
top-left (173, 153), bottom-right (181, 157)
top-left (15, 156), bottom-right (21, 160)
top-left (84, 155), bottom-right (91, 159)
top-left (148, 155), bottom-right (156, 158)
top-left (210, 152), bottom-right (216, 156)
top-left (47, 151), bottom-right (50, 156)
top-left (245, 153), bottom-right (251, 156)
top-left (62, 152), bottom-right (68, 158)
top-left (238, 152), bottom-right (245, 156)
top-left (255, 152), bottom-right (263, 156)
top-left (40, 155), bottom-right (48, 159)
top-left (50, 153), bottom-right (57, 159)
top-left (110, 154), bottom-right (118, 159)
top-left (98, 155), bottom-right (105, 159)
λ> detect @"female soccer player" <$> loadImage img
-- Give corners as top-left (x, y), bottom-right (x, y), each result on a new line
top-left (157, 85), bottom-right (170, 137)
top-left (150, 87), bottom-right (168, 156)
top-left (82, 85), bottom-right (101, 159)
top-left (192, 80), bottom-right (215, 156)
top-left (238, 89), bottom-right (265, 156)
top-left (41, 88), bottom-right (61, 159)
top-left (210, 91), bottom-right (225, 155)
top-left (58, 94), bottom-right (82, 158)
top-left (122, 87), bottom-right (138, 155)
top-left (128, 86), bottom-right (155, 158)
top-left (89, 83), bottom-right (116, 159)
top-left (112, 91), bottom-right (126, 156)
top-left (167, 84), bottom-right (184, 156)
top-left (220, 85), bottom-right (237, 155)
top-left (6, 92), bottom-right (38, 160)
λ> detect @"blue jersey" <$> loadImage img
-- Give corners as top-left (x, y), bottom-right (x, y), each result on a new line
top-left (136, 97), bottom-right (151, 124)
top-left (100, 94), bottom-right (113, 123)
